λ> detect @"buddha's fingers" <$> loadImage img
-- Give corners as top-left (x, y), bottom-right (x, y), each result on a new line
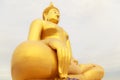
top-left (63, 48), bottom-right (67, 77)
top-left (68, 48), bottom-right (71, 65)
top-left (58, 47), bottom-right (69, 78)
top-left (64, 48), bottom-right (71, 75)
top-left (62, 47), bottom-right (68, 78)
top-left (57, 46), bottom-right (71, 78)
top-left (64, 47), bottom-right (72, 78)
top-left (63, 48), bottom-right (68, 77)
top-left (58, 48), bottom-right (66, 78)
top-left (61, 48), bottom-right (64, 74)
top-left (57, 48), bottom-right (62, 75)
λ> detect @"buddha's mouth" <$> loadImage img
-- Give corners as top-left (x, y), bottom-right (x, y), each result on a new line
top-left (49, 18), bottom-right (59, 24)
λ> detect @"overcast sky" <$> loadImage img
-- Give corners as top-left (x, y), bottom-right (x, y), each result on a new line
top-left (0, 0), bottom-right (120, 80)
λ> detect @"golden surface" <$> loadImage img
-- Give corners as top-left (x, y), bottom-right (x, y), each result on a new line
top-left (11, 3), bottom-right (104, 80)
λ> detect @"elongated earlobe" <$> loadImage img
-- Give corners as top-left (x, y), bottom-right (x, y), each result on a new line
top-left (43, 13), bottom-right (47, 20)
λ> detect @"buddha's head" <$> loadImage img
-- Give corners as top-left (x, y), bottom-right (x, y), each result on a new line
top-left (43, 2), bottom-right (60, 24)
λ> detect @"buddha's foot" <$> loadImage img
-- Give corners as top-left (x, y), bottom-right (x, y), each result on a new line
top-left (79, 64), bottom-right (104, 80)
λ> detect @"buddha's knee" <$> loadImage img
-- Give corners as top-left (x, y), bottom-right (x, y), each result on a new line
top-left (11, 41), bottom-right (58, 79)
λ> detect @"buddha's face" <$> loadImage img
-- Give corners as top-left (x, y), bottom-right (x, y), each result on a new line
top-left (45, 8), bottom-right (60, 24)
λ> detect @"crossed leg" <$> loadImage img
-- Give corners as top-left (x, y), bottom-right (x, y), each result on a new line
top-left (67, 58), bottom-right (104, 80)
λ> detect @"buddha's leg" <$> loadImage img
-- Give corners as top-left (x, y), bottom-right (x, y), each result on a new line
top-left (79, 64), bottom-right (104, 80)
top-left (68, 59), bottom-right (104, 80)
top-left (11, 41), bottom-right (58, 80)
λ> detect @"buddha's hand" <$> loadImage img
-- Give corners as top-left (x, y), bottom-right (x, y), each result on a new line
top-left (48, 39), bottom-right (71, 78)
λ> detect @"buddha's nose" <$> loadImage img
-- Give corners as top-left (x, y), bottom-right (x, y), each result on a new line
top-left (56, 15), bottom-right (60, 18)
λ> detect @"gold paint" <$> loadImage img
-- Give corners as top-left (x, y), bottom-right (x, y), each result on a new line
top-left (11, 3), bottom-right (104, 80)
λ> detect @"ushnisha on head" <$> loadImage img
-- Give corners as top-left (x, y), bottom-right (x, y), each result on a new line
top-left (43, 2), bottom-right (60, 24)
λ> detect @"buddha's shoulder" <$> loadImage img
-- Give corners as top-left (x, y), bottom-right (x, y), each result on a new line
top-left (31, 19), bottom-right (44, 24)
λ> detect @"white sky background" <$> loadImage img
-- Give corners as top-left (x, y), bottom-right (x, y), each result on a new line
top-left (0, 0), bottom-right (120, 80)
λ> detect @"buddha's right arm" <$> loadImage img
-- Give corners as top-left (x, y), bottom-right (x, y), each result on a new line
top-left (28, 19), bottom-right (43, 40)
top-left (42, 38), bottom-right (69, 78)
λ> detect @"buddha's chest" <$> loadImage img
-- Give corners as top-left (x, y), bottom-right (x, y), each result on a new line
top-left (42, 22), bottom-right (68, 41)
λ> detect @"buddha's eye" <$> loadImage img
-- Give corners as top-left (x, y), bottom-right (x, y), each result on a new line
top-left (54, 11), bottom-right (57, 14)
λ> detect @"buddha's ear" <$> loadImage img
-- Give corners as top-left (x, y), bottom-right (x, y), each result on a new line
top-left (43, 13), bottom-right (47, 20)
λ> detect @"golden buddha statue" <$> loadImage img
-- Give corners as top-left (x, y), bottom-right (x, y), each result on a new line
top-left (11, 3), bottom-right (104, 80)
